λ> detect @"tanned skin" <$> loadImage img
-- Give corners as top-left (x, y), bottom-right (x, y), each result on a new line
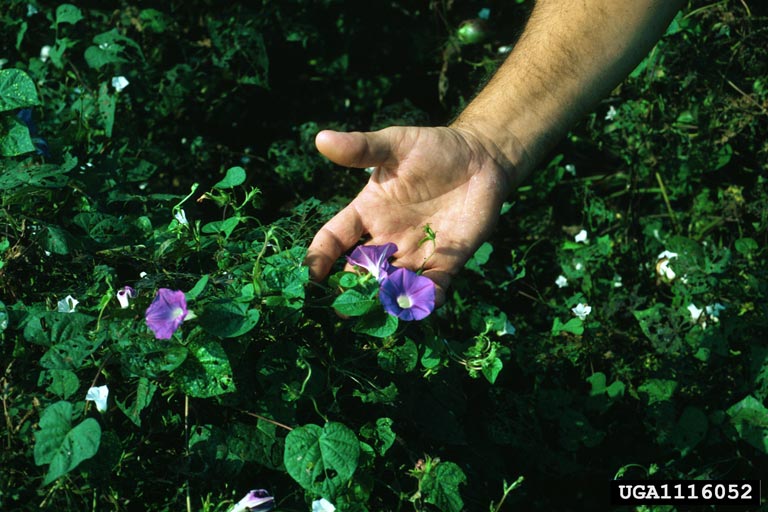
top-left (305, 0), bottom-right (685, 306)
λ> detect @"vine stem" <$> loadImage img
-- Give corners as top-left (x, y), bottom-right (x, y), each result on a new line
top-left (185, 394), bottom-right (191, 512)
top-left (238, 410), bottom-right (293, 431)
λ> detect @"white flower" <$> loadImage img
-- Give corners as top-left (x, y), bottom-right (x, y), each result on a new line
top-left (111, 76), bottom-right (129, 92)
top-left (86, 385), bottom-right (109, 412)
top-left (139, 271), bottom-right (148, 278)
top-left (497, 45), bottom-right (513, 54)
top-left (612, 274), bottom-right (623, 288)
top-left (574, 262), bottom-right (584, 271)
top-left (572, 303), bottom-right (592, 320)
top-left (706, 303), bottom-right (726, 323)
top-left (496, 320), bottom-right (516, 337)
top-left (312, 498), bottom-right (336, 512)
top-left (574, 229), bottom-right (588, 243)
top-left (655, 251), bottom-right (678, 281)
top-left (174, 209), bottom-right (188, 225)
top-left (40, 45), bottom-right (52, 62)
top-left (57, 295), bottom-right (79, 313)
top-left (687, 303), bottom-right (703, 322)
top-left (605, 105), bottom-right (618, 121)
top-left (116, 286), bottom-right (136, 309)
top-left (555, 275), bottom-right (568, 288)
top-left (564, 164), bottom-right (576, 176)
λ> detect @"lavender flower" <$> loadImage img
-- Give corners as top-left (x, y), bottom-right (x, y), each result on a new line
top-left (145, 289), bottom-right (188, 339)
top-left (379, 267), bottom-right (435, 321)
top-left (116, 286), bottom-right (137, 309)
top-left (346, 243), bottom-right (397, 281)
top-left (230, 489), bottom-right (275, 512)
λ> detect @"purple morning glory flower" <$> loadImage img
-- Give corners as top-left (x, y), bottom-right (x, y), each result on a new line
top-left (346, 243), bottom-right (397, 281)
top-left (231, 489), bottom-right (275, 512)
top-left (145, 288), bottom-right (188, 339)
top-left (379, 267), bottom-right (435, 321)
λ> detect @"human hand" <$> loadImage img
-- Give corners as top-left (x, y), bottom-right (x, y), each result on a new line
top-left (305, 126), bottom-right (515, 307)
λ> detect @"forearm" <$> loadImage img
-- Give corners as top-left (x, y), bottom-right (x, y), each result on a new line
top-left (452, 0), bottom-right (684, 187)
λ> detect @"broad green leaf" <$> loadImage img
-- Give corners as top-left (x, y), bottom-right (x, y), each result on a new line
top-left (22, 311), bottom-right (95, 347)
top-left (139, 9), bottom-right (169, 33)
top-left (0, 163), bottom-right (70, 190)
top-left (200, 300), bottom-right (260, 338)
top-left (377, 338), bottom-right (418, 373)
top-left (0, 117), bottom-right (35, 156)
top-left (185, 275), bottom-right (209, 301)
top-left (55, 4), bottom-right (83, 25)
top-left (0, 69), bottom-right (40, 111)
top-left (174, 336), bottom-right (235, 398)
top-left (353, 309), bottom-right (398, 338)
top-left (552, 317), bottom-right (584, 336)
top-left (41, 225), bottom-right (77, 255)
top-left (420, 461), bottom-right (467, 512)
top-left (201, 216), bottom-right (240, 238)
top-left (33, 401), bottom-right (101, 485)
top-left (97, 83), bottom-right (115, 137)
top-left (333, 289), bottom-right (377, 317)
top-left (213, 166), bottom-right (246, 189)
top-left (44, 370), bottom-right (79, 399)
top-left (359, 418), bottom-right (396, 456)
top-left (352, 382), bottom-right (398, 405)
top-left (638, 379), bottom-right (677, 405)
top-left (284, 422), bottom-right (360, 498)
top-left (226, 420), bottom-right (284, 470)
top-left (481, 355), bottom-right (503, 384)
top-left (464, 241), bottom-right (493, 276)
top-left (40, 336), bottom-right (104, 370)
top-left (114, 338), bottom-right (188, 378)
top-left (670, 406), bottom-right (708, 456)
top-left (726, 395), bottom-right (768, 454)
top-left (734, 237), bottom-right (758, 256)
top-left (116, 378), bottom-right (157, 427)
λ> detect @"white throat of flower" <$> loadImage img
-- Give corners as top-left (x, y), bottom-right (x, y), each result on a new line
top-left (396, 294), bottom-right (412, 309)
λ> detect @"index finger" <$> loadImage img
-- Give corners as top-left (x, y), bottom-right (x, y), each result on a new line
top-left (305, 203), bottom-right (365, 281)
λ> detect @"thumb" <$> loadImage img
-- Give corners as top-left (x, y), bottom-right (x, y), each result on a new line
top-left (315, 128), bottom-right (402, 169)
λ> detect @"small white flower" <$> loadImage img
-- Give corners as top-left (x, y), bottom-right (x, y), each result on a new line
top-left (111, 75), bottom-right (129, 92)
top-left (174, 209), bottom-right (188, 225)
top-left (496, 320), bottom-right (516, 337)
top-left (40, 45), bottom-right (52, 62)
top-left (687, 303), bottom-right (703, 322)
top-left (574, 262), bottom-right (584, 271)
top-left (657, 250), bottom-right (678, 260)
top-left (497, 45), bottom-right (513, 54)
top-left (564, 164), bottom-right (576, 176)
top-left (57, 295), bottom-right (79, 313)
top-left (555, 275), bottom-right (568, 288)
top-left (605, 105), bottom-right (618, 121)
top-left (116, 286), bottom-right (136, 309)
top-left (612, 274), bottom-right (623, 288)
top-left (572, 303), bottom-right (592, 320)
top-left (706, 303), bottom-right (726, 323)
top-left (99, 42), bottom-right (109, 50)
top-left (86, 385), bottom-right (109, 412)
top-left (312, 498), bottom-right (336, 512)
top-left (139, 271), bottom-right (148, 278)
top-left (574, 229), bottom-right (588, 243)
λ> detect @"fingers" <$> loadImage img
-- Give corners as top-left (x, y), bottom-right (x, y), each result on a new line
top-left (315, 129), bottom-right (401, 169)
top-left (305, 204), bottom-right (365, 281)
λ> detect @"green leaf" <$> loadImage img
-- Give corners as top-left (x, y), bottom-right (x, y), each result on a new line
top-left (284, 422), bottom-right (360, 498)
top-left (352, 309), bottom-right (398, 338)
top-left (377, 338), bottom-right (418, 373)
top-left (40, 336), bottom-right (104, 370)
top-left (0, 300), bottom-right (6, 332)
top-left (0, 69), bottom-right (40, 111)
top-left (420, 461), bottom-right (467, 512)
top-left (734, 237), bottom-right (758, 256)
top-left (22, 311), bottom-right (95, 347)
top-left (185, 275), bottom-right (209, 301)
top-left (200, 300), bottom-right (260, 338)
top-left (333, 289), bottom-right (377, 317)
top-left (116, 378), bottom-right (157, 427)
top-left (726, 395), bottom-right (768, 454)
top-left (352, 382), bottom-right (398, 405)
top-left (44, 370), bottom-right (79, 399)
top-left (0, 163), bottom-right (71, 190)
top-left (0, 117), bottom-right (35, 156)
top-left (41, 225), bottom-right (77, 255)
top-left (138, 9), bottom-right (169, 33)
top-left (226, 420), bottom-right (284, 470)
top-left (638, 379), bottom-right (677, 405)
top-left (97, 83), bottom-right (116, 137)
top-left (464, 241), bottom-right (493, 276)
top-left (55, 4), bottom-right (83, 25)
top-left (213, 166), bottom-right (246, 189)
top-left (174, 336), bottom-right (235, 398)
top-left (670, 406), bottom-right (708, 456)
top-left (359, 418), bottom-right (396, 456)
top-left (33, 401), bottom-right (101, 485)
top-left (114, 338), bottom-right (188, 378)
top-left (201, 216), bottom-right (240, 238)
top-left (551, 317), bottom-right (584, 336)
